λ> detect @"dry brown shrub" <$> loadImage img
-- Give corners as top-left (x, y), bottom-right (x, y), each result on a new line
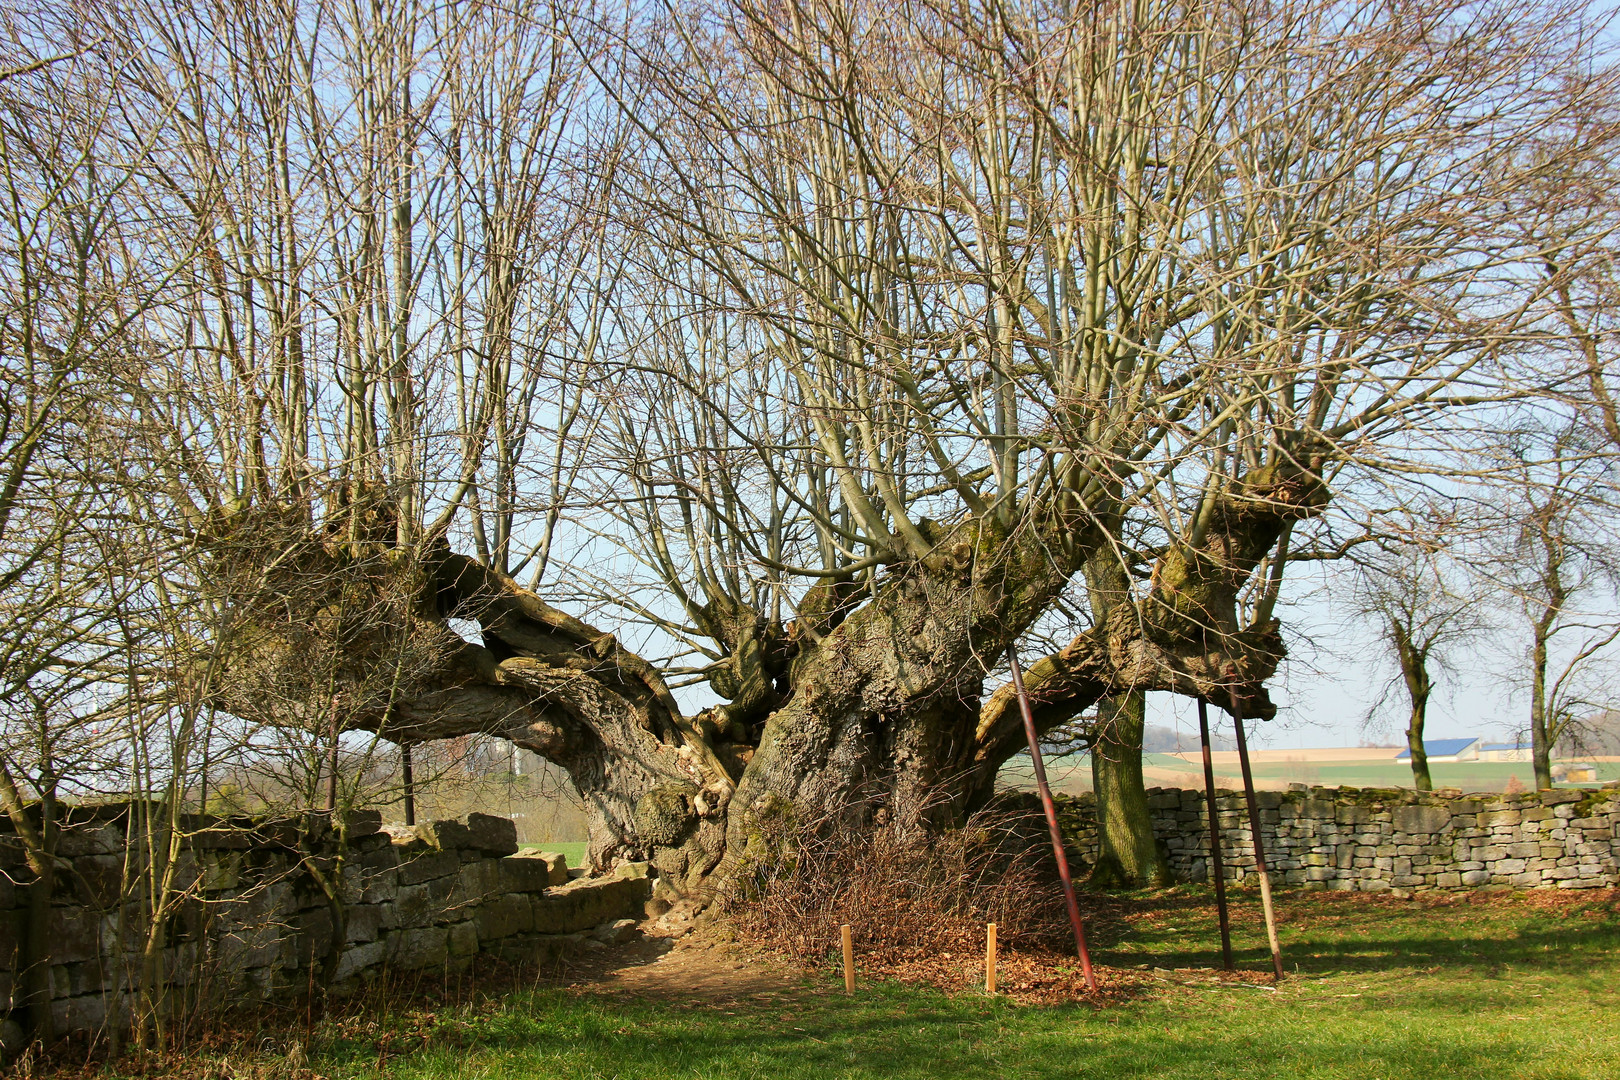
top-left (720, 801), bottom-right (1071, 972)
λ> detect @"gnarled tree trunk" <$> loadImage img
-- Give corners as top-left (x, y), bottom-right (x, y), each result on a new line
top-left (210, 462), bottom-right (1323, 897)
top-left (1089, 689), bottom-right (1171, 888)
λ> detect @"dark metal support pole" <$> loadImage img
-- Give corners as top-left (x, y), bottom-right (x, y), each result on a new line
top-left (1008, 647), bottom-right (1097, 992)
top-left (402, 743), bottom-right (417, 827)
top-left (1227, 688), bottom-right (1284, 982)
top-left (1198, 698), bottom-right (1234, 972)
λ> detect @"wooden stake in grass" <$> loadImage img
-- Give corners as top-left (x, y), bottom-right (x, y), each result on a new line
top-left (985, 922), bottom-right (997, 994)
top-left (841, 923), bottom-right (855, 994)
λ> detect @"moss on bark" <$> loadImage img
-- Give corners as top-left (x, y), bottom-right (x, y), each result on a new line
top-left (1088, 689), bottom-right (1171, 888)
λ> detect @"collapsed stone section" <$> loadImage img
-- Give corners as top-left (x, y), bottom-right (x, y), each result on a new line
top-left (1056, 786), bottom-right (1620, 891)
top-left (0, 810), bottom-right (650, 1042)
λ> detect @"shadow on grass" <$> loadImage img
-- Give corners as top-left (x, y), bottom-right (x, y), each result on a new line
top-left (350, 981), bottom-right (1590, 1080)
top-left (1086, 885), bottom-right (1620, 979)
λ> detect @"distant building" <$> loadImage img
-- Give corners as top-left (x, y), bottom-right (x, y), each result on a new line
top-left (1479, 742), bottom-right (1532, 762)
top-left (1394, 737), bottom-right (1480, 763)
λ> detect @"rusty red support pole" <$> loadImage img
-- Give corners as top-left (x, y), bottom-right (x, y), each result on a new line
top-left (1227, 688), bottom-right (1285, 982)
top-left (1008, 647), bottom-right (1097, 993)
top-left (1198, 698), bottom-right (1234, 972)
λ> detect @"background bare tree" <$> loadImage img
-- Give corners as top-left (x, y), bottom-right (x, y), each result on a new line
top-left (0, 9), bottom-right (195, 1042)
top-left (1484, 421), bottom-right (1619, 789)
top-left (1351, 521), bottom-right (1483, 791)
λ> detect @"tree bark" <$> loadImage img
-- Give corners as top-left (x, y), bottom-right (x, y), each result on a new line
top-left (1404, 715), bottom-right (1432, 793)
top-left (1531, 620), bottom-right (1555, 790)
top-left (1528, 553), bottom-right (1565, 792)
top-left (0, 763), bottom-right (56, 1044)
top-left (1088, 688), bottom-right (1170, 888)
top-left (1394, 621), bottom-right (1434, 792)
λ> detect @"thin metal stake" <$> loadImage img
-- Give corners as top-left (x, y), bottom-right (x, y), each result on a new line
top-left (1008, 646), bottom-right (1097, 992)
top-left (1198, 698), bottom-right (1234, 972)
top-left (402, 743), bottom-right (417, 827)
top-left (1228, 688), bottom-right (1285, 982)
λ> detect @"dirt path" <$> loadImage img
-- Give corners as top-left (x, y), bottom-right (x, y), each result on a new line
top-left (556, 929), bottom-right (815, 1004)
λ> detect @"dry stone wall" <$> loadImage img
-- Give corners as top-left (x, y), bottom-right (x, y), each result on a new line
top-left (1056, 785), bottom-right (1620, 891)
top-left (0, 809), bottom-right (649, 1042)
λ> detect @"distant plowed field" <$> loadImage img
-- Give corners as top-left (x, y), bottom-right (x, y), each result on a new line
top-left (1000, 752), bottom-right (1620, 794)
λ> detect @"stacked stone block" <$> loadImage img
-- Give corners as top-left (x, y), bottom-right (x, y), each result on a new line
top-left (0, 809), bottom-right (650, 1041)
top-left (1057, 785), bottom-right (1620, 892)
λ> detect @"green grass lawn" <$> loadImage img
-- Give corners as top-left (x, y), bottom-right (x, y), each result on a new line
top-left (1198, 755), bottom-right (1620, 792)
top-left (519, 840), bottom-right (589, 868)
top-left (232, 887), bottom-right (1618, 1080)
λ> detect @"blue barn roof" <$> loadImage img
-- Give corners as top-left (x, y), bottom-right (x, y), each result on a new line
top-left (1395, 737), bottom-right (1480, 761)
